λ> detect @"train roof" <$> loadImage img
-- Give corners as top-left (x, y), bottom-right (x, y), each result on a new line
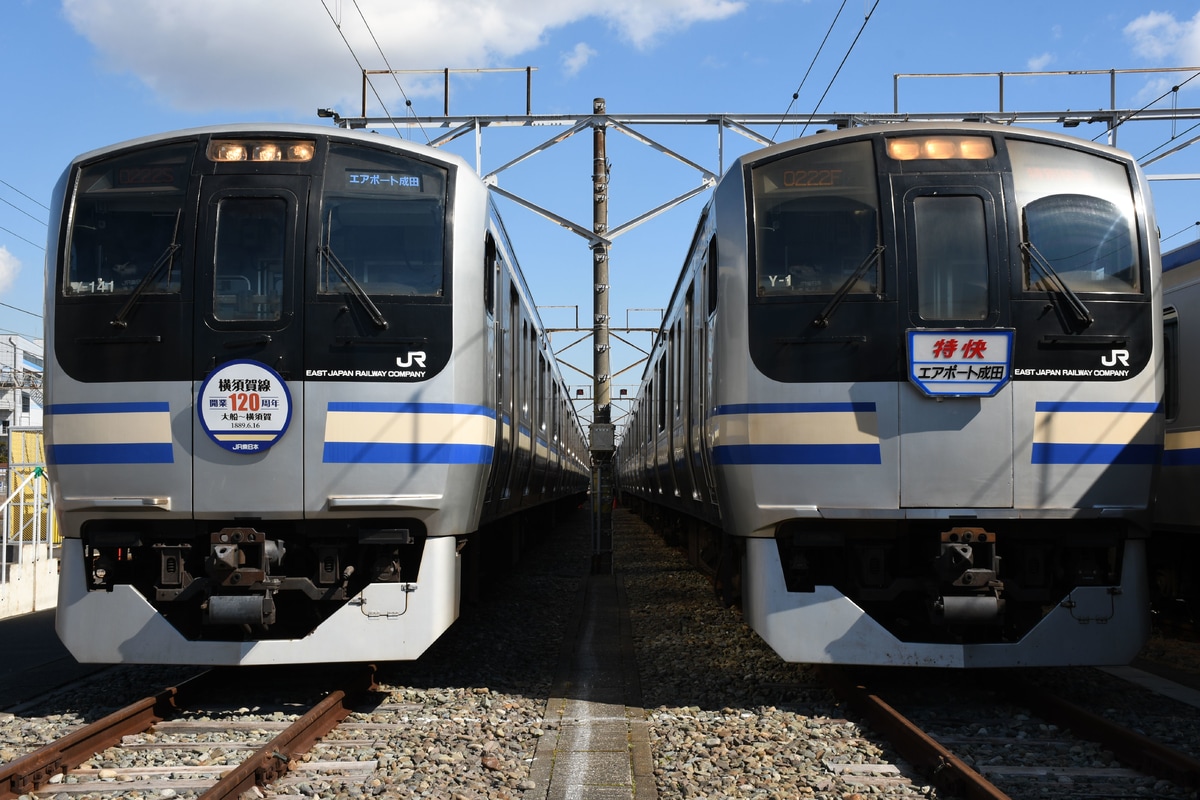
top-left (735, 120), bottom-right (1138, 169)
top-left (65, 122), bottom-right (469, 171)
top-left (1163, 239), bottom-right (1200, 273)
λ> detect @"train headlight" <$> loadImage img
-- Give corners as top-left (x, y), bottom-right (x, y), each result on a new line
top-left (253, 143), bottom-right (281, 161)
top-left (212, 142), bottom-right (248, 161)
top-left (886, 135), bottom-right (995, 161)
top-left (208, 139), bottom-right (316, 162)
top-left (287, 142), bottom-right (315, 161)
top-left (957, 137), bottom-right (995, 159)
top-left (887, 138), bottom-right (922, 161)
top-left (922, 138), bottom-right (958, 159)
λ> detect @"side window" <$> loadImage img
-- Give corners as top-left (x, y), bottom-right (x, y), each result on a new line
top-left (656, 357), bottom-right (667, 432)
top-left (1164, 308), bottom-right (1179, 422)
top-left (485, 233), bottom-right (498, 315)
top-left (706, 236), bottom-right (718, 315)
top-left (521, 321), bottom-right (530, 423)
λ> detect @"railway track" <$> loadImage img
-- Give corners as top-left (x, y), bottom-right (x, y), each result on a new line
top-left (0, 510), bottom-right (592, 800)
top-left (821, 665), bottom-right (1200, 800)
top-left (0, 666), bottom-right (379, 799)
top-left (4, 509), bottom-right (1200, 799)
top-left (623, 506), bottom-right (1200, 799)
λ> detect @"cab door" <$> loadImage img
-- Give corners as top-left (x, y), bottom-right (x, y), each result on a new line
top-left (192, 176), bottom-right (309, 515)
top-left (893, 176), bottom-right (1015, 509)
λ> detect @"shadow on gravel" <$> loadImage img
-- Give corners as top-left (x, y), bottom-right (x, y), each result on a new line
top-left (613, 511), bottom-right (826, 714)
top-left (373, 507), bottom-right (593, 697)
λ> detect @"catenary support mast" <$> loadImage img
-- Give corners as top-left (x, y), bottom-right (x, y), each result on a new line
top-left (590, 98), bottom-right (615, 573)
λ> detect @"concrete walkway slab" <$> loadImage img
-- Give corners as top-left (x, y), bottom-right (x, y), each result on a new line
top-left (526, 571), bottom-right (656, 800)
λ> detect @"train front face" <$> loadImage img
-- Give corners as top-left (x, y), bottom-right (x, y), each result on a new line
top-left (46, 126), bottom-right (493, 664)
top-left (717, 124), bottom-right (1160, 667)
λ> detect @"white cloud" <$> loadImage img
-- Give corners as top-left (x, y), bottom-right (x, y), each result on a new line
top-left (601, 0), bottom-right (745, 48)
top-left (562, 43), bottom-right (597, 76)
top-left (61, 0), bottom-right (745, 114)
top-left (1027, 52), bottom-right (1054, 71)
top-left (0, 248), bottom-right (20, 296)
top-left (1124, 10), bottom-right (1200, 63)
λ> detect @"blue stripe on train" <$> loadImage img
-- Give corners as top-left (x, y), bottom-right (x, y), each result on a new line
top-left (47, 442), bottom-right (174, 465)
top-left (711, 443), bottom-right (882, 466)
top-left (1162, 448), bottom-right (1200, 467)
top-left (46, 401), bottom-right (171, 414)
top-left (714, 402), bottom-right (875, 415)
top-left (1034, 401), bottom-right (1160, 414)
top-left (326, 401), bottom-right (495, 417)
top-left (1031, 442), bottom-right (1159, 465)
top-left (322, 442), bottom-right (494, 465)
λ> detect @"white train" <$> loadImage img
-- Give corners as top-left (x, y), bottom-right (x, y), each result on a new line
top-left (1155, 239), bottom-right (1200, 617)
top-left (618, 122), bottom-right (1162, 667)
top-left (45, 124), bottom-right (589, 665)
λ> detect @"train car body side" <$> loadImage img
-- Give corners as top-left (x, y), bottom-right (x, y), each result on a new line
top-left (45, 125), bottom-right (587, 665)
top-left (620, 123), bottom-right (1161, 668)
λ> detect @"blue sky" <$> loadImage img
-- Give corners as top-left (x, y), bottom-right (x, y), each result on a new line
top-left (2, 1), bottom-right (1200, 406)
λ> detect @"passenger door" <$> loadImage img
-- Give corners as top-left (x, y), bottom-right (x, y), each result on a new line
top-left (893, 177), bottom-right (1015, 509)
top-left (192, 176), bottom-right (309, 515)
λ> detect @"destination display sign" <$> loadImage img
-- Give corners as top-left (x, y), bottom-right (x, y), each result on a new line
top-left (907, 329), bottom-right (1014, 397)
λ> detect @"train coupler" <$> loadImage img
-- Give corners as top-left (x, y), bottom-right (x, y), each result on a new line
top-left (935, 527), bottom-right (999, 588)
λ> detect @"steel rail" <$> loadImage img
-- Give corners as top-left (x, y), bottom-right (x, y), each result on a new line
top-left (1001, 676), bottom-right (1200, 789)
top-left (0, 670), bottom-right (215, 799)
top-left (817, 665), bottom-right (1013, 800)
top-left (199, 664), bottom-right (379, 800)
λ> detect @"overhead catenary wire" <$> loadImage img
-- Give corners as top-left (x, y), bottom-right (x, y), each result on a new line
top-left (0, 178), bottom-right (49, 212)
top-left (1140, 119), bottom-right (1200, 162)
top-left (319, 0), bottom-right (417, 142)
top-left (1161, 221), bottom-right (1200, 245)
top-left (0, 224), bottom-right (43, 251)
top-left (0, 195), bottom-right (47, 227)
top-left (349, 0), bottom-right (430, 143)
top-left (0, 177), bottom-right (49, 252)
top-left (772, 0), bottom-right (848, 143)
top-left (1095, 69), bottom-right (1200, 144)
top-left (797, 0), bottom-right (882, 139)
top-left (0, 300), bottom-right (41, 320)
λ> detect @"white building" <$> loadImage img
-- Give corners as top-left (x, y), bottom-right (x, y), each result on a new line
top-left (0, 336), bottom-right (43, 433)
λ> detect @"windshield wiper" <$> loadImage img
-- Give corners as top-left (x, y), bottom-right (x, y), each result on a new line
top-left (812, 245), bottom-right (884, 329)
top-left (1020, 240), bottom-right (1093, 328)
top-left (319, 242), bottom-right (389, 330)
top-left (110, 210), bottom-right (182, 329)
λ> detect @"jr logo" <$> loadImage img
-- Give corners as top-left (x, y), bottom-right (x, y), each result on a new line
top-left (1100, 349), bottom-right (1130, 367)
top-left (396, 351), bottom-right (427, 369)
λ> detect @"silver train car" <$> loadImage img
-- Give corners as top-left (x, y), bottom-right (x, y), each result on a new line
top-left (1154, 239), bottom-right (1200, 615)
top-left (618, 122), bottom-right (1162, 668)
top-left (45, 124), bottom-right (589, 665)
